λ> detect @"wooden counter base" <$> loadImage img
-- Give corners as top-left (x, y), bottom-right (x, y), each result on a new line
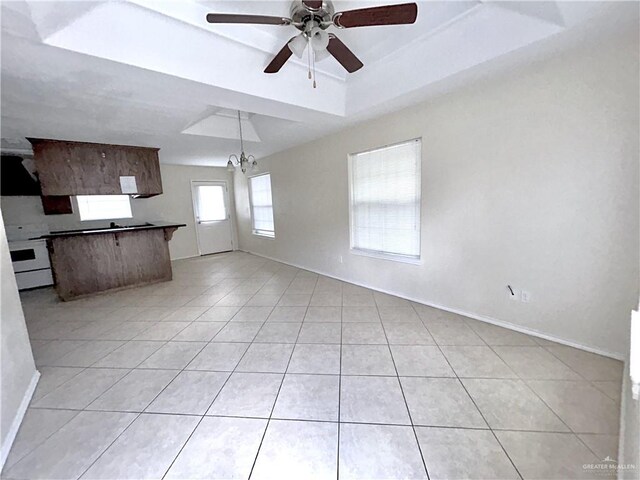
top-left (48, 228), bottom-right (174, 301)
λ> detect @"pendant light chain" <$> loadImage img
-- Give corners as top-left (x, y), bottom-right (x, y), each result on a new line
top-left (237, 110), bottom-right (244, 153)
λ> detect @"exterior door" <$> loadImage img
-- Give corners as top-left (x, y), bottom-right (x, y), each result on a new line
top-left (191, 181), bottom-right (233, 255)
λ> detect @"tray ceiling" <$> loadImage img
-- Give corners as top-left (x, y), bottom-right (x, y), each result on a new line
top-left (1, 0), bottom-right (636, 165)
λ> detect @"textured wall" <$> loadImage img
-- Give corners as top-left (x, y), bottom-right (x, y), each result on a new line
top-left (235, 33), bottom-right (639, 358)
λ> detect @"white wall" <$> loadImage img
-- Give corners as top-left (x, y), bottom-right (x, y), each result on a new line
top-left (0, 164), bottom-right (236, 260)
top-left (619, 313), bottom-right (639, 478)
top-left (235, 32), bottom-right (639, 359)
top-left (0, 211), bottom-right (38, 469)
top-left (134, 164), bottom-right (237, 259)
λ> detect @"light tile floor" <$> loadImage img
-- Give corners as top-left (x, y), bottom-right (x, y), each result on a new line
top-left (3, 252), bottom-right (623, 480)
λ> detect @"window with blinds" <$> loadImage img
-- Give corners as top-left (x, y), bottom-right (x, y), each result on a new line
top-left (348, 138), bottom-right (421, 261)
top-left (249, 173), bottom-right (275, 238)
top-left (77, 195), bottom-right (132, 221)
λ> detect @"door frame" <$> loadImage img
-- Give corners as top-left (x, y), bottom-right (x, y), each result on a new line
top-left (190, 180), bottom-right (235, 256)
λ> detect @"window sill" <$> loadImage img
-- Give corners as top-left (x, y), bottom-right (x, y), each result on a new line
top-left (80, 217), bottom-right (133, 222)
top-left (350, 248), bottom-right (422, 265)
top-left (253, 231), bottom-right (275, 239)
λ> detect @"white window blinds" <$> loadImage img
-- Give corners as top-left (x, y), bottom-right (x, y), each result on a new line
top-left (349, 139), bottom-right (421, 259)
top-left (249, 173), bottom-right (275, 237)
top-left (77, 195), bottom-right (132, 221)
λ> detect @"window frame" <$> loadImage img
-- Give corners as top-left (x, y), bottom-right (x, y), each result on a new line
top-left (76, 195), bottom-right (133, 222)
top-left (347, 138), bottom-right (422, 265)
top-left (248, 172), bottom-right (275, 239)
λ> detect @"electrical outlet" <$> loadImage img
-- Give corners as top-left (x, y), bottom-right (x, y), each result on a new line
top-left (521, 290), bottom-right (531, 303)
top-left (338, 255), bottom-right (343, 264)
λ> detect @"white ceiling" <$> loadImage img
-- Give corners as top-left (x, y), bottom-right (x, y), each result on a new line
top-left (0, 0), bottom-right (636, 166)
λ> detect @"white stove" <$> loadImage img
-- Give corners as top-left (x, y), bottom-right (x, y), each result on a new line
top-left (6, 224), bottom-right (54, 290)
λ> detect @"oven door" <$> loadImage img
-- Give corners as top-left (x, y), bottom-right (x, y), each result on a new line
top-left (9, 240), bottom-right (50, 273)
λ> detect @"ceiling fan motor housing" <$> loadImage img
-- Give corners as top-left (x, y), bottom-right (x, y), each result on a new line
top-left (290, 0), bottom-right (335, 32)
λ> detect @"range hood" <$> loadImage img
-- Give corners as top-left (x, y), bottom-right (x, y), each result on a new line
top-left (1, 155), bottom-right (41, 196)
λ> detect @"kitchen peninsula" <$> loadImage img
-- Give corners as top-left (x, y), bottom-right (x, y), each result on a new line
top-left (39, 222), bottom-right (185, 301)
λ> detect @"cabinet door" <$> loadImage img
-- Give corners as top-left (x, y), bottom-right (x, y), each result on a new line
top-left (115, 147), bottom-right (162, 196)
top-left (50, 234), bottom-right (124, 300)
top-left (116, 229), bottom-right (172, 285)
top-left (34, 141), bottom-right (120, 195)
top-left (41, 196), bottom-right (73, 215)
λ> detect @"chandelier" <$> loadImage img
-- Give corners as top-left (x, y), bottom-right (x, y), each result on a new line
top-left (227, 110), bottom-right (258, 174)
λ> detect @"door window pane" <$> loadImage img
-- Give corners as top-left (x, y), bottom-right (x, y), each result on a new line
top-left (196, 185), bottom-right (227, 222)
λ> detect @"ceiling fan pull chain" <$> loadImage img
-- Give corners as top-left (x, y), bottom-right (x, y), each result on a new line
top-left (313, 51), bottom-right (317, 88)
top-left (307, 37), bottom-right (312, 80)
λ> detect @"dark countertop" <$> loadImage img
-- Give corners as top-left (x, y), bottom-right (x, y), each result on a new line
top-left (35, 222), bottom-right (186, 239)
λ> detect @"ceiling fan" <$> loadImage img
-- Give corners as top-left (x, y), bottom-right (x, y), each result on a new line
top-left (206, 1), bottom-right (418, 84)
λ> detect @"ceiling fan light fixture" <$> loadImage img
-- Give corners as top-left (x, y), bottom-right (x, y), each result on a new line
top-left (288, 34), bottom-right (308, 58)
top-left (314, 48), bottom-right (331, 61)
top-left (310, 27), bottom-right (329, 51)
top-left (207, 2), bottom-right (418, 81)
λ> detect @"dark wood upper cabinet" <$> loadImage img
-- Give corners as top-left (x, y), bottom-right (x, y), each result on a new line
top-left (114, 146), bottom-right (163, 198)
top-left (41, 196), bottom-right (73, 215)
top-left (27, 138), bottom-right (163, 197)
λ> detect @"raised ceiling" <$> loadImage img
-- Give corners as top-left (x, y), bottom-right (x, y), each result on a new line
top-left (0, 1), bottom-right (636, 165)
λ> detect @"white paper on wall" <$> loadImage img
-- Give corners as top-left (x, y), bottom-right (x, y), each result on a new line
top-left (119, 176), bottom-right (138, 194)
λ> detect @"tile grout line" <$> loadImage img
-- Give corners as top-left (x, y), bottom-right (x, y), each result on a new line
top-left (489, 346), bottom-right (612, 457)
top-left (247, 272), bottom-right (313, 479)
top-left (10, 403), bottom-right (603, 435)
top-left (377, 299), bottom-right (431, 480)
top-left (418, 306), bottom-right (617, 473)
top-left (484, 343), bottom-right (586, 430)
top-left (414, 303), bottom-right (525, 480)
top-left (16, 254), bottom-right (622, 479)
top-left (480, 340), bottom-right (617, 460)
top-left (75, 301), bottom-right (244, 480)
top-left (159, 260), bottom-right (292, 479)
top-left (70, 258), bottom-right (283, 479)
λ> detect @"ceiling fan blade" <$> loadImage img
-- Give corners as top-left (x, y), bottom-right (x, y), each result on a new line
top-left (302, 0), bottom-right (323, 10)
top-left (206, 13), bottom-right (290, 26)
top-left (264, 40), bottom-right (294, 73)
top-left (326, 34), bottom-right (363, 73)
top-left (333, 3), bottom-right (418, 28)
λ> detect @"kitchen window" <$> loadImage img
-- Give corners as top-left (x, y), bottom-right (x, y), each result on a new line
top-left (348, 138), bottom-right (421, 262)
top-left (248, 173), bottom-right (275, 238)
top-left (77, 195), bottom-right (133, 221)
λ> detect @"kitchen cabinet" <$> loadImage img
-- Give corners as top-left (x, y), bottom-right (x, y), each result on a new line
top-left (41, 196), bottom-right (73, 215)
top-left (27, 138), bottom-right (162, 197)
top-left (45, 224), bottom-right (183, 300)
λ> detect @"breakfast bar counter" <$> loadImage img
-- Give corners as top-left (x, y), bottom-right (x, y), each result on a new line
top-left (39, 222), bottom-right (185, 301)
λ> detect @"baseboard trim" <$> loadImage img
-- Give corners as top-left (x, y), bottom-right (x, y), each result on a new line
top-left (0, 370), bottom-right (40, 471)
top-left (243, 249), bottom-right (624, 361)
top-left (170, 254), bottom-right (200, 261)
top-left (171, 248), bottom-right (240, 262)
